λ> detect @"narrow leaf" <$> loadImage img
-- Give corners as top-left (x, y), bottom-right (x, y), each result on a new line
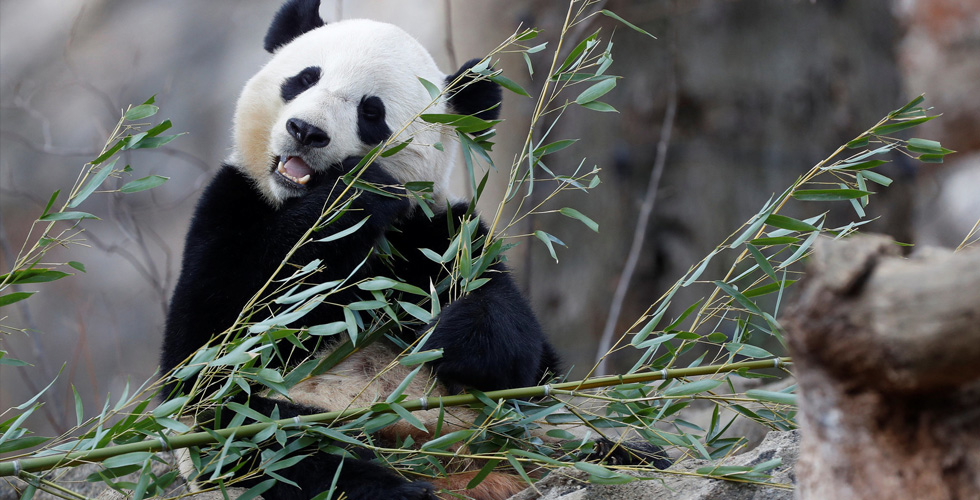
top-left (120, 175), bottom-right (169, 193)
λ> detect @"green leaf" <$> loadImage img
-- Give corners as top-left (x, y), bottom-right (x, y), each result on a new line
top-left (860, 169), bottom-right (893, 186)
top-left (872, 115), bottom-right (936, 135)
top-left (308, 322), bottom-right (347, 336)
top-left (533, 139), bottom-right (578, 157)
top-left (742, 280), bottom-right (797, 298)
top-left (748, 237), bottom-right (799, 246)
top-left (420, 429), bottom-right (475, 450)
top-left (399, 349), bottom-right (443, 366)
top-left (724, 343), bottom-right (774, 358)
top-left (907, 138), bottom-right (942, 153)
top-left (836, 159), bottom-right (888, 171)
top-left (120, 175), bottom-right (169, 193)
top-left (103, 451), bottom-right (154, 469)
top-left (917, 153), bottom-right (946, 164)
top-left (792, 189), bottom-right (872, 201)
top-left (845, 136), bottom-right (869, 149)
top-left (0, 269), bottom-right (71, 285)
top-left (575, 78), bottom-right (617, 104)
top-left (317, 216), bottom-right (370, 243)
top-left (664, 379), bottom-right (722, 397)
top-left (68, 261), bottom-right (87, 273)
top-left (390, 404), bottom-right (427, 432)
top-left (381, 138), bottom-right (413, 158)
top-left (0, 292), bottom-right (35, 307)
top-left (39, 211), bottom-right (100, 222)
top-left (125, 104), bottom-right (159, 121)
top-left (127, 133), bottom-right (183, 150)
top-left (600, 9), bottom-right (656, 38)
top-left (466, 460), bottom-right (503, 490)
top-left (420, 113), bottom-right (499, 134)
top-left (765, 214), bottom-right (818, 233)
top-left (890, 94), bottom-right (924, 117)
top-left (238, 479), bottom-right (277, 500)
top-left (746, 244), bottom-right (777, 283)
top-left (91, 140), bottom-right (125, 165)
top-left (746, 389), bottom-right (796, 405)
top-left (398, 301), bottom-right (431, 322)
top-left (489, 74), bottom-right (530, 97)
top-left (713, 280), bottom-right (763, 316)
top-left (579, 100), bottom-right (618, 112)
top-left (418, 77), bottom-right (441, 100)
top-left (554, 32), bottom-right (596, 75)
top-left (152, 396), bottom-right (188, 418)
top-left (534, 230), bottom-right (565, 262)
top-left (559, 207), bottom-right (598, 232)
top-left (0, 435), bottom-right (49, 454)
top-left (70, 158), bottom-right (118, 208)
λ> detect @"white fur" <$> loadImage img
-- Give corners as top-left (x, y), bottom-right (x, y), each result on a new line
top-left (231, 19), bottom-right (458, 206)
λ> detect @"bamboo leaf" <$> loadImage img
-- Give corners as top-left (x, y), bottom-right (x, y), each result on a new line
top-left (765, 214), bottom-right (818, 233)
top-left (559, 207), bottom-right (598, 232)
top-left (0, 292), bottom-right (35, 307)
top-left (70, 159), bottom-right (118, 208)
top-left (745, 389), bottom-right (796, 405)
top-left (664, 379), bottom-right (723, 397)
top-left (125, 104), bottom-right (159, 121)
top-left (489, 74), bottom-right (531, 97)
top-left (600, 9), bottom-right (656, 38)
top-left (792, 189), bottom-right (872, 201)
top-left (317, 216), bottom-right (370, 243)
top-left (575, 78), bottom-right (617, 104)
top-left (39, 211), bottom-right (100, 222)
top-left (399, 349), bottom-right (443, 366)
top-left (418, 77), bottom-right (441, 100)
top-left (120, 175), bottom-right (169, 193)
top-left (420, 429), bottom-right (475, 450)
top-left (872, 115), bottom-right (936, 135)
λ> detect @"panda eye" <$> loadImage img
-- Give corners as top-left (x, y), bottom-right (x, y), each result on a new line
top-left (280, 66), bottom-right (321, 102)
top-left (359, 96), bottom-right (385, 121)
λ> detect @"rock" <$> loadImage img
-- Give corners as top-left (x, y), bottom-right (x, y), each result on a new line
top-left (509, 430), bottom-right (798, 500)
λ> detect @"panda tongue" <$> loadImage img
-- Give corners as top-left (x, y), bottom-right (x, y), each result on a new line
top-left (284, 156), bottom-right (314, 181)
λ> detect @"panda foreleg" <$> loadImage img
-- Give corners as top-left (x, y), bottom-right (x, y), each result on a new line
top-left (423, 271), bottom-right (550, 393)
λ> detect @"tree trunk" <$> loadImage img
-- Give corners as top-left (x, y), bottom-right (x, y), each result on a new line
top-left (783, 234), bottom-right (980, 500)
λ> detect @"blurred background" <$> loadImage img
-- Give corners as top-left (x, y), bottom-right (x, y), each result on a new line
top-left (2, 0), bottom-right (978, 437)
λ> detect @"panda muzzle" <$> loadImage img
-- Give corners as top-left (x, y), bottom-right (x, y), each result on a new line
top-left (277, 155), bottom-right (314, 186)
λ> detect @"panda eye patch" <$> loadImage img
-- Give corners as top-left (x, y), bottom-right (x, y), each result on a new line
top-left (358, 96), bottom-right (385, 121)
top-left (280, 66), bottom-right (321, 102)
top-left (357, 96), bottom-right (391, 145)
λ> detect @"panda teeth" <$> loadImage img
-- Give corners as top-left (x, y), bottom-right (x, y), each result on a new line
top-left (275, 160), bottom-right (310, 185)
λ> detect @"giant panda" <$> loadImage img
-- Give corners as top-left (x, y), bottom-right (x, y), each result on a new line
top-left (160, 1), bottom-right (562, 499)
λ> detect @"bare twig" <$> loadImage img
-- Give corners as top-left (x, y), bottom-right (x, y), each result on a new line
top-left (595, 34), bottom-right (678, 374)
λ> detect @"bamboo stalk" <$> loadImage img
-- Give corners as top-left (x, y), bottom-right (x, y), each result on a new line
top-left (0, 357), bottom-right (790, 476)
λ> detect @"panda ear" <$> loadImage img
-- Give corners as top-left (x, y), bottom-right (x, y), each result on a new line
top-left (445, 58), bottom-right (503, 121)
top-left (264, 0), bottom-right (326, 53)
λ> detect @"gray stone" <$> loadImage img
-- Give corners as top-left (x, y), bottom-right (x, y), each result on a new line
top-left (510, 430), bottom-right (798, 500)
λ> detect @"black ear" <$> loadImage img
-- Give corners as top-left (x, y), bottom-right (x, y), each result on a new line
top-left (264, 0), bottom-right (325, 53)
top-left (445, 58), bottom-right (503, 121)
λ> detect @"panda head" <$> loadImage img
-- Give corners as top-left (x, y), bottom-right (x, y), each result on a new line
top-left (231, 0), bottom-right (502, 207)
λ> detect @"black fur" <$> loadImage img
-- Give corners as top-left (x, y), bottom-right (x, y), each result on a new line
top-left (161, 156), bottom-right (559, 497)
top-left (264, 0), bottom-right (325, 53)
top-left (356, 95), bottom-right (392, 145)
top-left (445, 58), bottom-right (503, 121)
top-left (281, 66), bottom-right (322, 102)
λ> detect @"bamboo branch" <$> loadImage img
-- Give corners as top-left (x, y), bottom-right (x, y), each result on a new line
top-left (0, 357), bottom-right (790, 476)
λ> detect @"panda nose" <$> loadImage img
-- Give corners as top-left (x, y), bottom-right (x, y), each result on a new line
top-left (286, 118), bottom-right (330, 148)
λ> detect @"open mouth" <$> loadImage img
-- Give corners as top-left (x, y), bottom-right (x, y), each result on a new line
top-left (274, 155), bottom-right (315, 187)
